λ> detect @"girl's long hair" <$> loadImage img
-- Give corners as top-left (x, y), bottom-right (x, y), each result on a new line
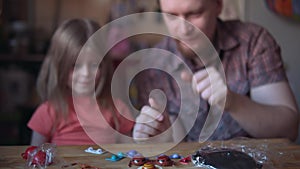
top-left (37, 18), bottom-right (114, 121)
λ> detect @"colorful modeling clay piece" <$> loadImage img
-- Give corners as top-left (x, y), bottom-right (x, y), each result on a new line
top-left (117, 152), bottom-right (126, 158)
top-left (84, 147), bottom-right (105, 155)
top-left (22, 146), bottom-right (38, 160)
top-left (137, 163), bottom-right (162, 169)
top-left (105, 154), bottom-right (121, 162)
top-left (105, 152), bottom-right (126, 162)
top-left (155, 154), bottom-right (174, 167)
top-left (21, 144), bottom-right (55, 167)
top-left (126, 150), bottom-right (142, 158)
top-left (169, 153), bottom-right (182, 159)
top-left (128, 156), bottom-right (148, 167)
top-left (31, 150), bottom-right (47, 165)
top-left (179, 156), bottom-right (191, 165)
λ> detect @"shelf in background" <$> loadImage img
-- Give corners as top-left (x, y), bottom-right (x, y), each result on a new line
top-left (0, 54), bottom-right (46, 62)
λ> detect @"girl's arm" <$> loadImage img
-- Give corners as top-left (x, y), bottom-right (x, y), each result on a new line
top-left (30, 131), bottom-right (48, 146)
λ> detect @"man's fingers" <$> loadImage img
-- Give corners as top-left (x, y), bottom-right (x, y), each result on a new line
top-left (149, 98), bottom-right (164, 121)
top-left (193, 68), bottom-right (209, 83)
top-left (138, 105), bottom-right (163, 122)
top-left (194, 77), bottom-right (210, 94)
top-left (133, 129), bottom-right (149, 141)
top-left (181, 71), bottom-right (193, 82)
top-left (181, 69), bottom-right (209, 94)
top-left (149, 98), bottom-right (159, 111)
top-left (134, 123), bottom-right (161, 136)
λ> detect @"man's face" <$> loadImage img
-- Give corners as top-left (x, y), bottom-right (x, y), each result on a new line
top-left (160, 0), bottom-right (222, 58)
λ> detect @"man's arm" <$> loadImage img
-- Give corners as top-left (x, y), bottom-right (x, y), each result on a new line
top-left (227, 25), bottom-right (299, 141)
top-left (226, 81), bottom-right (299, 141)
top-left (184, 67), bottom-right (299, 141)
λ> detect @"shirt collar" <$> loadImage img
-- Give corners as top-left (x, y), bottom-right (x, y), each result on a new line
top-left (214, 19), bottom-right (239, 52)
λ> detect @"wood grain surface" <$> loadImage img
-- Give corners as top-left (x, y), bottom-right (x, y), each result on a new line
top-left (0, 138), bottom-right (300, 169)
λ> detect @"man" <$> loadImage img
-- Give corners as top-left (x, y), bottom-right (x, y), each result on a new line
top-left (133, 0), bottom-right (299, 142)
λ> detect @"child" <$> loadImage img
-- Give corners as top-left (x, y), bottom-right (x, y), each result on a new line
top-left (28, 18), bottom-right (134, 146)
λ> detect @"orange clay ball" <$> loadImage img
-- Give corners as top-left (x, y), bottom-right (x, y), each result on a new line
top-left (142, 163), bottom-right (157, 169)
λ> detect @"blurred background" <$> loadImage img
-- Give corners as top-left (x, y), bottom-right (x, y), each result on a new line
top-left (0, 0), bottom-right (299, 145)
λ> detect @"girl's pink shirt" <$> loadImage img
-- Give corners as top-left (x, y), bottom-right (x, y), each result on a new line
top-left (27, 98), bottom-right (134, 145)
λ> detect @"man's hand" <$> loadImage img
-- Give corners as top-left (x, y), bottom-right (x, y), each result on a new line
top-left (181, 67), bottom-right (228, 108)
top-left (133, 98), bottom-right (172, 143)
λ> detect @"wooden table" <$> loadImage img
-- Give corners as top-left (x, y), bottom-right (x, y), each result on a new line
top-left (1, 138), bottom-right (300, 169)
